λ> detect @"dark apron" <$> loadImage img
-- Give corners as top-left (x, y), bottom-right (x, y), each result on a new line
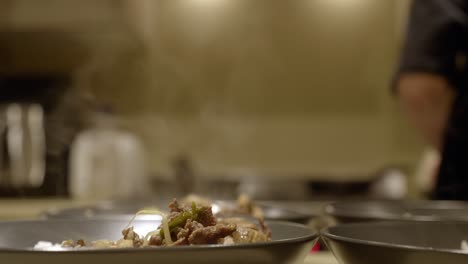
top-left (434, 82), bottom-right (468, 200)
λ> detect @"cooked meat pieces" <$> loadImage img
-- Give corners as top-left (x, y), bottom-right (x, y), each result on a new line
top-left (122, 227), bottom-right (143, 247)
top-left (148, 234), bottom-right (164, 246)
top-left (188, 223), bottom-right (237, 245)
top-left (169, 199), bottom-right (184, 213)
top-left (55, 198), bottom-right (272, 249)
top-left (220, 217), bottom-right (271, 243)
top-left (167, 200), bottom-right (215, 227)
top-left (76, 239), bottom-right (86, 247)
top-left (60, 239), bottom-right (86, 248)
top-left (165, 201), bottom-right (217, 237)
top-left (218, 217), bottom-right (259, 230)
top-left (219, 217), bottom-right (271, 240)
top-left (196, 206), bottom-right (217, 227)
top-left (149, 219), bottom-right (230, 246)
top-left (177, 220), bottom-right (204, 240)
top-left (149, 219), bottom-right (203, 246)
top-left (168, 214), bottom-right (271, 246)
top-left (186, 219), bottom-right (204, 232)
top-left (232, 227), bottom-right (270, 243)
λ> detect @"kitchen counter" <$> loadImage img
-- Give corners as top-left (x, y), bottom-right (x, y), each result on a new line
top-left (0, 198), bottom-right (338, 264)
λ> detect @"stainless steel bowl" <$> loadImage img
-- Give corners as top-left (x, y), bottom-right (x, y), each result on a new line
top-left (0, 219), bottom-right (317, 264)
top-left (322, 221), bottom-right (468, 264)
top-left (325, 200), bottom-right (468, 223)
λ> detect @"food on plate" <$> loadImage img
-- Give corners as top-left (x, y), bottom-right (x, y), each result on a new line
top-left (35, 199), bottom-right (271, 250)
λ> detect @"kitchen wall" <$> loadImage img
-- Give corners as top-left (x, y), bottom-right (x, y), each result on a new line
top-left (88, 0), bottom-right (422, 181)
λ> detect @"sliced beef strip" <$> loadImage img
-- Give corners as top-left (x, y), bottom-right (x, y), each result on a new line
top-left (196, 206), bottom-right (217, 227)
top-left (122, 227), bottom-right (143, 247)
top-left (148, 234), bottom-right (164, 246)
top-left (177, 220), bottom-right (204, 240)
top-left (169, 199), bottom-right (184, 213)
top-left (165, 203), bottom-right (216, 234)
top-left (219, 217), bottom-right (271, 239)
top-left (149, 220), bottom-right (205, 247)
top-left (188, 223), bottom-right (237, 245)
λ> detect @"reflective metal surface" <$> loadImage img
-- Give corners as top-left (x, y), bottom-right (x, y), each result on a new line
top-left (325, 200), bottom-right (468, 223)
top-left (258, 201), bottom-right (326, 221)
top-left (0, 219), bottom-right (317, 264)
top-left (43, 200), bottom-right (313, 224)
top-left (322, 221), bottom-right (468, 264)
top-left (42, 199), bottom-right (170, 220)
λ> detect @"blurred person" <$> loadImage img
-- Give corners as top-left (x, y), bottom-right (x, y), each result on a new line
top-left (395, 0), bottom-right (468, 200)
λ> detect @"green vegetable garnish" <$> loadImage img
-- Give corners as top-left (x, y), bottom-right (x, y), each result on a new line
top-left (160, 202), bottom-right (200, 238)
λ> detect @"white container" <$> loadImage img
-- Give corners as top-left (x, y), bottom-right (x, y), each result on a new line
top-left (69, 113), bottom-right (147, 200)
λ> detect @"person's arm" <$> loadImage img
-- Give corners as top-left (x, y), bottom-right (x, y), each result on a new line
top-left (397, 73), bottom-right (454, 150)
top-left (394, 0), bottom-right (466, 150)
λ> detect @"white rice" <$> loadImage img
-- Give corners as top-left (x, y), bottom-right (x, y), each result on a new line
top-left (33, 241), bottom-right (66, 251)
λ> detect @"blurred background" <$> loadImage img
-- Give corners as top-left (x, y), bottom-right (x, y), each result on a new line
top-left (0, 0), bottom-right (428, 203)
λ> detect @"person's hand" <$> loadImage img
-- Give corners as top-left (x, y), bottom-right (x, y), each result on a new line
top-left (396, 73), bottom-right (455, 151)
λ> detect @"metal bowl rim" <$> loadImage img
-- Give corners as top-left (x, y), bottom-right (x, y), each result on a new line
top-left (321, 221), bottom-right (468, 256)
top-left (0, 219), bottom-right (318, 254)
top-left (324, 201), bottom-right (468, 221)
